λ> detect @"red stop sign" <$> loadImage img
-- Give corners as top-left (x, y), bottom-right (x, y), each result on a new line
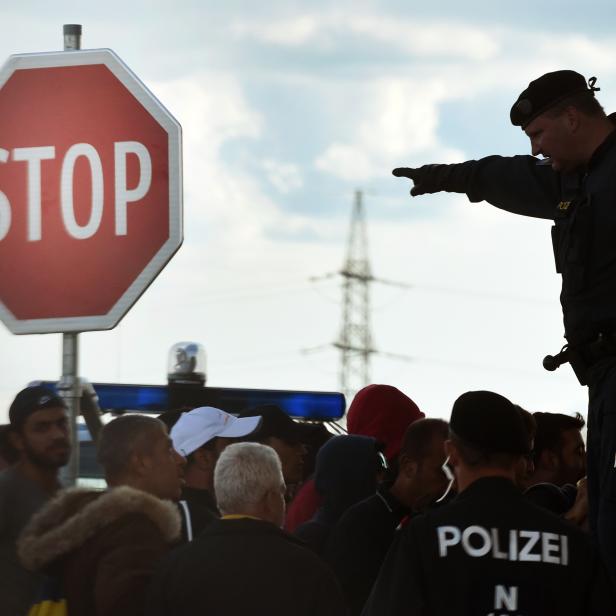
top-left (0, 49), bottom-right (182, 334)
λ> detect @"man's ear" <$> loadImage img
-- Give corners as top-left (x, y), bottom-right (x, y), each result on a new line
top-left (564, 106), bottom-right (581, 133)
top-left (444, 439), bottom-right (459, 467)
top-left (130, 450), bottom-right (149, 477)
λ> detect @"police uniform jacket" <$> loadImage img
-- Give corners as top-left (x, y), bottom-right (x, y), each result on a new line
top-left (418, 122), bottom-right (616, 348)
top-left (362, 477), bottom-right (613, 616)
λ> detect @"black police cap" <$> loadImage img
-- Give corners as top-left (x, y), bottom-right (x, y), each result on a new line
top-left (450, 390), bottom-right (531, 455)
top-left (510, 70), bottom-right (599, 128)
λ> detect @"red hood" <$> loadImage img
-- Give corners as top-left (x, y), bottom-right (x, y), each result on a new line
top-left (347, 384), bottom-right (424, 460)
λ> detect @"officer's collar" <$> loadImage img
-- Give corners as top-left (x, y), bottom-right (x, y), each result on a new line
top-left (454, 476), bottom-right (520, 502)
top-left (587, 117), bottom-right (616, 171)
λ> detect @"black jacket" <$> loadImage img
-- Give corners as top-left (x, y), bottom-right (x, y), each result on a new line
top-left (147, 517), bottom-right (347, 616)
top-left (326, 485), bottom-right (409, 615)
top-left (363, 477), bottom-right (614, 616)
top-left (425, 124), bottom-right (616, 347)
top-left (177, 486), bottom-right (217, 542)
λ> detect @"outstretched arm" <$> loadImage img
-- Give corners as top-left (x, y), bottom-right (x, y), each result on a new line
top-left (393, 155), bottom-right (562, 221)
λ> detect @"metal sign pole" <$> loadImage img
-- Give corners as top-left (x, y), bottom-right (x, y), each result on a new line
top-left (60, 333), bottom-right (80, 485)
top-left (59, 24), bottom-right (83, 487)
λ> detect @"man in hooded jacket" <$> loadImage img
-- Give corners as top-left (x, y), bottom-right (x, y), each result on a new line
top-left (294, 434), bottom-right (383, 556)
top-left (286, 384), bottom-right (423, 532)
top-left (18, 415), bottom-right (184, 616)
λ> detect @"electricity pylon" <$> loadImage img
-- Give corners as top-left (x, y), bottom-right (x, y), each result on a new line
top-left (307, 190), bottom-right (413, 404)
top-left (333, 190), bottom-right (376, 401)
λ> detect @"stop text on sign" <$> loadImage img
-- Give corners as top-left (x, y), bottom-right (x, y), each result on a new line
top-left (0, 49), bottom-right (182, 334)
top-left (0, 141), bottom-right (151, 241)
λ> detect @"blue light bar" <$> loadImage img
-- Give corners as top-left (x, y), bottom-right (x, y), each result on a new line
top-left (39, 381), bottom-right (345, 421)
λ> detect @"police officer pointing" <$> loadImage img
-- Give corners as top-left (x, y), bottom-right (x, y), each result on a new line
top-left (393, 70), bottom-right (616, 584)
top-left (362, 391), bottom-right (613, 616)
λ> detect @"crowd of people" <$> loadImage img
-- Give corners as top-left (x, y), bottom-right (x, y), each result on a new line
top-left (0, 381), bottom-right (612, 615)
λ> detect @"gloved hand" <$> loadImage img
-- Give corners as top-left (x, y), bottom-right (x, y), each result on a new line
top-left (393, 163), bottom-right (474, 196)
top-left (392, 167), bottom-right (435, 196)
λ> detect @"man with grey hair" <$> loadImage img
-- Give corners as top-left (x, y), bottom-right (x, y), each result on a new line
top-left (19, 415), bottom-right (185, 616)
top-left (215, 440), bottom-right (287, 526)
top-left (147, 442), bottom-right (347, 616)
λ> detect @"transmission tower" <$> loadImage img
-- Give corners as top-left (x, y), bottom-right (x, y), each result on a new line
top-left (306, 190), bottom-right (413, 404)
top-left (334, 190), bottom-right (375, 400)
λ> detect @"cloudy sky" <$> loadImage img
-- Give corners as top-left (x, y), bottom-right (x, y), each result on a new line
top-left (1, 0), bottom-right (615, 422)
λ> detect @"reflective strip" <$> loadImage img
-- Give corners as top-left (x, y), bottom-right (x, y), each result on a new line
top-left (179, 500), bottom-right (193, 542)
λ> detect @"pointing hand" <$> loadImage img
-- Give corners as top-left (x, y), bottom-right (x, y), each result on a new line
top-left (392, 163), bottom-right (471, 197)
top-left (392, 167), bottom-right (427, 196)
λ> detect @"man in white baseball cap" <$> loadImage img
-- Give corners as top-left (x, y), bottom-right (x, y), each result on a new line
top-left (170, 407), bottom-right (261, 538)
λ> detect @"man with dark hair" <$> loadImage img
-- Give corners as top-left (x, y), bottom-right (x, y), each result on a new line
top-left (529, 412), bottom-right (586, 488)
top-left (170, 406), bottom-right (261, 534)
top-left (522, 412), bottom-right (587, 526)
top-left (18, 414), bottom-right (185, 616)
top-left (327, 418), bottom-right (449, 615)
top-left (239, 405), bottom-right (307, 485)
top-left (392, 69), bottom-right (616, 582)
top-left (364, 391), bottom-right (613, 616)
top-left (0, 385), bottom-right (70, 616)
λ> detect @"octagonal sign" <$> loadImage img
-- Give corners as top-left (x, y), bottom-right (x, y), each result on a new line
top-left (0, 49), bottom-right (182, 334)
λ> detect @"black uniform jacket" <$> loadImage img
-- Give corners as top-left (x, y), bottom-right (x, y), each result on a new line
top-left (362, 477), bottom-right (614, 616)
top-left (146, 516), bottom-right (347, 616)
top-left (452, 125), bottom-right (616, 345)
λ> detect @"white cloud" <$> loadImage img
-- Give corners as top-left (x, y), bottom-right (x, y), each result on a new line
top-left (316, 145), bottom-right (374, 182)
top-left (346, 15), bottom-right (499, 61)
top-left (315, 77), bottom-right (466, 181)
top-left (310, 23), bottom-right (616, 183)
top-left (232, 15), bottom-right (320, 47)
top-left (261, 159), bottom-right (303, 193)
top-left (232, 12), bottom-right (500, 61)
top-left (149, 73), bottom-right (314, 250)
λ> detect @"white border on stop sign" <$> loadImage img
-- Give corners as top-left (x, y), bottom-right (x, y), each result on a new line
top-left (0, 48), bottom-right (183, 335)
